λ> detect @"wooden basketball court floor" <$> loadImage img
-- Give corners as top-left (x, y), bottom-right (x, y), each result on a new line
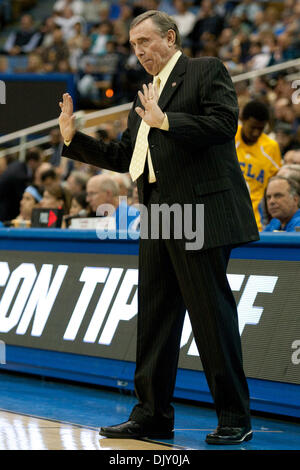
top-left (0, 370), bottom-right (299, 451)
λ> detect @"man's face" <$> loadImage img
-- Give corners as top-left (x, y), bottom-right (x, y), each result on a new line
top-left (129, 18), bottom-right (175, 76)
top-left (40, 191), bottom-right (62, 209)
top-left (20, 192), bottom-right (36, 219)
top-left (241, 117), bottom-right (266, 145)
top-left (266, 179), bottom-right (299, 223)
top-left (86, 180), bottom-right (108, 213)
top-left (42, 176), bottom-right (57, 192)
top-left (21, 15), bottom-right (32, 31)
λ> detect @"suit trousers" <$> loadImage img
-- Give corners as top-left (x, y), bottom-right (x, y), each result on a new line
top-left (130, 182), bottom-right (251, 429)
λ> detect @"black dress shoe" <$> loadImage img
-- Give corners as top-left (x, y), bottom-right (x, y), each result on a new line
top-left (205, 426), bottom-right (253, 445)
top-left (99, 420), bottom-right (174, 439)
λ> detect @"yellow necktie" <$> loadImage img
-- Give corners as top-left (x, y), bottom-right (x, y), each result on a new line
top-left (129, 77), bottom-right (161, 182)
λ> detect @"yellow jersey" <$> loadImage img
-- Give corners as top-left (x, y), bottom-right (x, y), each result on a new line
top-left (235, 125), bottom-right (282, 231)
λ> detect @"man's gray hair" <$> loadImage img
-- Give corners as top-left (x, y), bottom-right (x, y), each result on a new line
top-left (130, 10), bottom-right (182, 49)
top-left (269, 175), bottom-right (300, 206)
top-left (99, 176), bottom-right (120, 197)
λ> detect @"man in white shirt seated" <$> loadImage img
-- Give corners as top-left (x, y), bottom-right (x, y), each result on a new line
top-left (86, 173), bottom-right (140, 235)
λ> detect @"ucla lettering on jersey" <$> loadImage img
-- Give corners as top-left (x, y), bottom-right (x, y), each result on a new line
top-left (235, 125), bottom-right (282, 231)
top-left (239, 162), bottom-right (265, 184)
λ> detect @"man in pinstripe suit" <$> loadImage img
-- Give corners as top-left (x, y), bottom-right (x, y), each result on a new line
top-left (59, 11), bottom-right (259, 444)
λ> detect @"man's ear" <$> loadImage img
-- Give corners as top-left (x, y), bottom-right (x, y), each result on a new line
top-left (167, 29), bottom-right (176, 46)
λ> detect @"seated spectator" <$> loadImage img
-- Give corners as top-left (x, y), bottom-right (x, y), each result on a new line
top-left (40, 168), bottom-right (60, 192)
top-left (273, 98), bottom-right (293, 127)
top-left (235, 100), bottom-right (282, 231)
top-left (248, 10), bottom-right (264, 35)
top-left (275, 122), bottom-right (298, 155)
top-left (67, 20), bottom-right (86, 62)
top-left (227, 12), bottom-right (251, 38)
top-left (83, 0), bottom-right (110, 29)
top-left (53, 0), bottom-right (84, 17)
top-left (46, 127), bottom-right (64, 167)
top-left (40, 25), bottom-right (70, 72)
top-left (73, 34), bottom-right (94, 72)
top-left (188, 0), bottom-right (224, 55)
top-left (66, 170), bottom-right (89, 195)
top-left (197, 31), bottom-right (218, 57)
top-left (43, 128), bottom-right (74, 179)
top-left (10, 185), bottom-right (43, 227)
top-left (90, 21), bottom-right (113, 56)
top-left (218, 27), bottom-right (234, 62)
top-left (275, 102), bottom-right (296, 129)
top-left (86, 174), bottom-right (139, 231)
top-left (15, 51), bottom-right (45, 73)
top-left (77, 39), bottom-right (121, 105)
top-left (264, 176), bottom-right (300, 232)
top-left (232, 0), bottom-right (262, 26)
top-left (38, 15), bottom-right (57, 49)
top-left (77, 58), bottom-right (101, 103)
top-left (262, 6), bottom-right (285, 36)
top-left (0, 148), bottom-right (41, 222)
top-left (157, 0), bottom-right (176, 16)
top-left (40, 183), bottom-right (72, 215)
top-left (245, 40), bottom-right (271, 71)
top-left (276, 31), bottom-right (300, 61)
top-left (2, 14), bottom-right (42, 55)
top-left (250, 75), bottom-right (274, 104)
top-left (33, 162), bottom-right (53, 189)
top-left (86, 173), bottom-right (118, 217)
top-left (113, 2), bottom-right (133, 34)
top-left (64, 190), bottom-right (90, 226)
top-left (112, 17), bottom-right (130, 52)
top-left (69, 191), bottom-right (89, 216)
top-left (54, 5), bottom-right (85, 41)
top-left (96, 39), bottom-right (120, 78)
top-left (214, 0), bottom-right (234, 19)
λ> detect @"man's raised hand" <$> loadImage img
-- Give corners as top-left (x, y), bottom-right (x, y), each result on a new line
top-left (58, 93), bottom-right (76, 142)
top-left (135, 83), bottom-right (165, 128)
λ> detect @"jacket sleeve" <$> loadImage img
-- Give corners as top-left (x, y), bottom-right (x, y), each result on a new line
top-left (61, 122), bottom-right (133, 174)
top-left (166, 58), bottom-right (239, 146)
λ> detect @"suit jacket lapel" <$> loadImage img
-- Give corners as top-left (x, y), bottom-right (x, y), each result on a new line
top-left (158, 54), bottom-right (188, 111)
top-left (131, 54), bottom-right (189, 140)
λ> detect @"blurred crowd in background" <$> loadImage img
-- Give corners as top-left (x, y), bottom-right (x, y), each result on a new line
top-left (1, 0), bottom-right (300, 105)
top-left (1, 0), bottom-right (300, 232)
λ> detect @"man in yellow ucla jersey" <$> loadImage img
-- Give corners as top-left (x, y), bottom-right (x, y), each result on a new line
top-left (235, 100), bottom-right (282, 231)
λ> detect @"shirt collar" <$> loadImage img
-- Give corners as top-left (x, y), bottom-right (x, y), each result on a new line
top-left (154, 50), bottom-right (182, 92)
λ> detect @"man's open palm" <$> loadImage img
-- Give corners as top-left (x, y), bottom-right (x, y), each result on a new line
top-left (59, 93), bottom-right (76, 142)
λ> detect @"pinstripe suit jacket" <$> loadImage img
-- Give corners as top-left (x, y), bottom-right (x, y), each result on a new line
top-left (62, 54), bottom-right (259, 250)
